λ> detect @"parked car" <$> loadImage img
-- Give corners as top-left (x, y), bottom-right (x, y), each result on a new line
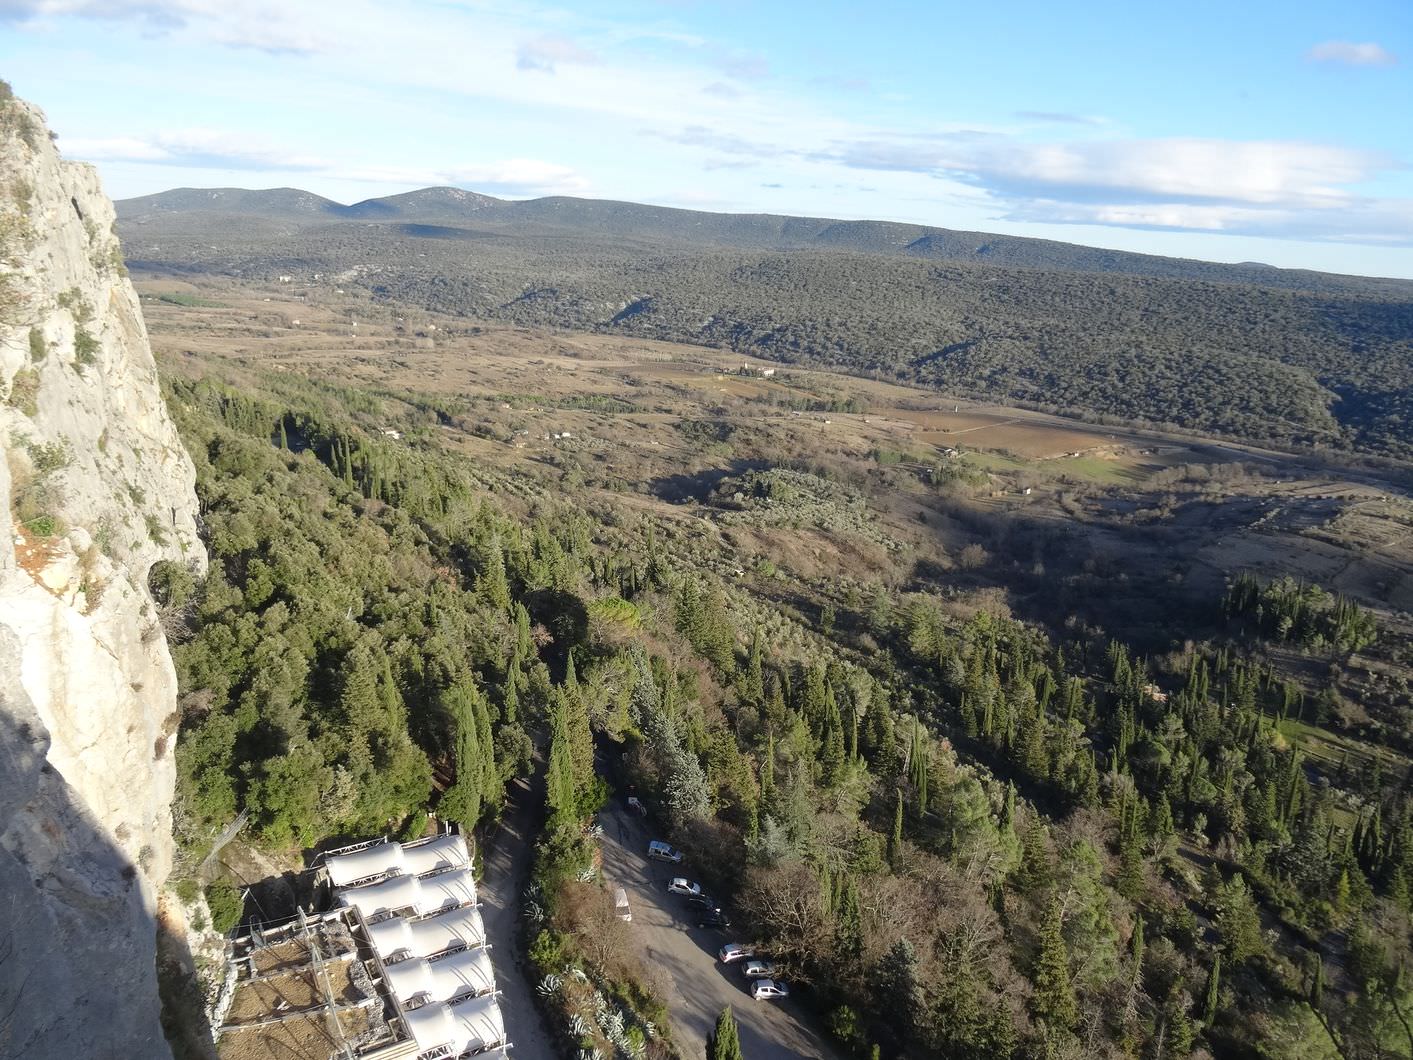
top-left (742, 960), bottom-right (778, 979)
top-left (614, 887), bottom-right (631, 923)
top-left (626, 796), bottom-right (646, 817)
top-left (752, 979), bottom-right (790, 1001)
top-left (648, 840), bottom-right (683, 863)
top-left (718, 943), bottom-right (755, 964)
top-left (686, 893), bottom-right (719, 910)
top-left (698, 909), bottom-right (732, 929)
top-left (666, 878), bottom-right (702, 897)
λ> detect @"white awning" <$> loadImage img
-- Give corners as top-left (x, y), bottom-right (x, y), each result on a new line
top-left (404, 993), bottom-right (505, 1053)
top-left (368, 906), bottom-right (486, 962)
top-left (427, 948), bottom-right (495, 999)
top-left (366, 916), bottom-right (416, 961)
top-left (337, 873), bottom-right (421, 919)
top-left (416, 867), bottom-right (477, 913)
top-left (384, 948), bottom-right (495, 1007)
top-left (408, 906), bottom-right (484, 956)
top-left (447, 993), bottom-right (505, 1052)
top-left (325, 841), bottom-right (405, 887)
top-left (402, 833), bottom-right (469, 877)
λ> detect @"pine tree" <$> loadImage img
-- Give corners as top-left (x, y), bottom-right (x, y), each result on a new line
top-left (476, 533), bottom-right (512, 612)
top-left (1161, 984), bottom-right (1196, 1057)
top-left (876, 939), bottom-right (924, 1034)
top-left (1031, 894), bottom-right (1078, 1032)
top-left (1214, 873), bottom-right (1263, 965)
top-left (708, 1006), bottom-right (743, 1060)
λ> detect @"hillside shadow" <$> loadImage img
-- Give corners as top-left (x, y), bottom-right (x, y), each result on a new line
top-left (648, 459), bottom-right (769, 504)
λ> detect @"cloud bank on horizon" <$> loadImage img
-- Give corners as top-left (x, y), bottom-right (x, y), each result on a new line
top-left (1, 0), bottom-right (1410, 276)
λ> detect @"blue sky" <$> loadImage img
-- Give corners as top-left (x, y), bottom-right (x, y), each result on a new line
top-left (3, 0), bottom-right (1411, 276)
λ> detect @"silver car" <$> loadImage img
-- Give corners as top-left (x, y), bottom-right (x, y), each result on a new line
top-left (751, 978), bottom-right (789, 1000)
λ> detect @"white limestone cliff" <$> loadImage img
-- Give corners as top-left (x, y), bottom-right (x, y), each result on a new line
top-left (0, 90), bottom-right (205, 1056)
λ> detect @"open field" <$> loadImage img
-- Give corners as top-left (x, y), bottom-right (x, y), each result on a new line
top-left (140, 272), bottom-right (1413, 777)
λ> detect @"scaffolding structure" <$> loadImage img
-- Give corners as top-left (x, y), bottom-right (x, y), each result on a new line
top-left (212, 824), bottom-right (511, 1060)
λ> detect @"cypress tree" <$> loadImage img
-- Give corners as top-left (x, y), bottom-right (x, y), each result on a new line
top-left (1202, 953), bottom-right (1221, 1024)
top-left (835, 876), bottom-right (863, 965)
top-left (889, 787), bottom-right (904, 866)
top-left (708, 1006), bottom-right (743, 1060)
top-left (1030, 894), bottom-right (1077, 1032)
top-left (439, 681), bottom-right (485, 829)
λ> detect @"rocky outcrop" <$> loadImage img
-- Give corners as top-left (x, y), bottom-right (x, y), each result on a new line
top-left (0, 88), bottom-right (204, 1057)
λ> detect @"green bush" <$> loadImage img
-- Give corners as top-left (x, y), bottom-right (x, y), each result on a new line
top-left (24, 514), bottom-right (59, 537)
top-left (7, 366), bottom-right (38, 416)
top-left (827, 1005), bottom-right (866, 1051)
top-left (398, 810), bottom-right (429, 842)
top-left (73, 327), bottom-right (99, 370)
top-left (148, 559), bottom-right (196, 609)
top-left (527, 929), bottom-right (566, 973)
top-left (205, 879), bottom-right (244, 934)
top-left (28, 328), bottom-right (45, 361)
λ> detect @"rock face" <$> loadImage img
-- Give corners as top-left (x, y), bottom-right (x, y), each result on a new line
top-left (0, 90), bottom-right (204, 1057)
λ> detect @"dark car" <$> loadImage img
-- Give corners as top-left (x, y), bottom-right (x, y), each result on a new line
top-left (698, 909), bottom-right (732, 929)
top-left (687, 893), bottom-right (718, 910)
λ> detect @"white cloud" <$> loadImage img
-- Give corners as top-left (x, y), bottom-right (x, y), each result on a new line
top-left (60, 135), bottom-right (173, 161)
top-left (8, 0), bottom-right (328, 52)
top-left (833, 135), bottom-right (1388, 208)
top-left (1306, 40), bottom-right (1398, 67)
top-left (342, 159), bottom-right (589, 196)
top-left (516, 33), bottom-right (597, 73)
top-left (59, 128), bottom-right (326, 169)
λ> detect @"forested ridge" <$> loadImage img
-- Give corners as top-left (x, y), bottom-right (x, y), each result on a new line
top-left (119, 200), bottom-right (1413, 459)
top-left (160, 358), bottom-right (1413, 1060)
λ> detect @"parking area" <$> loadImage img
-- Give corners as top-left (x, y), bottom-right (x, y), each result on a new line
top-left (598, 799), bottom-right (844, 1060)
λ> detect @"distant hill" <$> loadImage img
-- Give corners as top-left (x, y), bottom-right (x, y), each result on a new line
top-left (116, 185), bottom-right (1413, 459)
top-left (118, 186), bottom-right (1413, 296)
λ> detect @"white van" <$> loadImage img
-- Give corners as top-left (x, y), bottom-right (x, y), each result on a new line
top-left (614, 887), bottom-right (631, 922)
top-left (647, 840), bottom-right (683, 863)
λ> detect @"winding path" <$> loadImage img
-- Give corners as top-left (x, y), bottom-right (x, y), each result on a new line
top-left (478, 771), bottom-right (555, 1060)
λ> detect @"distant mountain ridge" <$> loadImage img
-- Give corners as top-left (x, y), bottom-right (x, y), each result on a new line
top-left (117, 185), bottom-right (1412, 295)
top-left (114, 183), bottom-right (1413, 459)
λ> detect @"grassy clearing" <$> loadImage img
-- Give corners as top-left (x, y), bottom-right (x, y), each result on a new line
top-left (1276, 716), bottom-right (1408, 774)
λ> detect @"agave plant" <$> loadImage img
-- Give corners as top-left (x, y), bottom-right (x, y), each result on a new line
top-left (575, 865), bottom-right (598, 883)
top-left (536, 973), bottom-right (562, 997)
top-left (599, 1008), bottom-right (626, 1039)
top-left (577, 1050), bottom-right (603, 1060)
top-left (568, 1014), bottom-right (591, 1038)
top-left (640, 1020), bottom-right (657, 1040)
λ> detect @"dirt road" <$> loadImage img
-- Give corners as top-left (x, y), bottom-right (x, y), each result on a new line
top-left (598, 800), bottom-right (844, 1060)
top-left (478, 772), bottom-right (555, 1060)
